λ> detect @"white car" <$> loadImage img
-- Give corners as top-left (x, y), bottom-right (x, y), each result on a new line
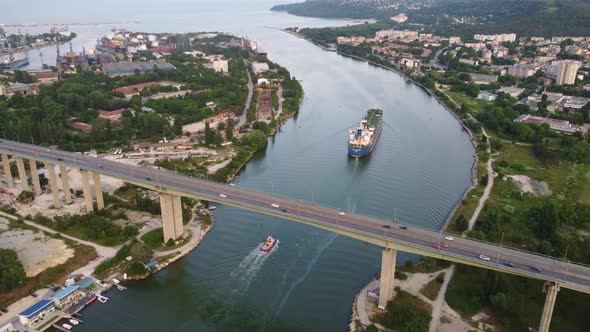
top-left (479, 254), bottom-right (490, 261)
top-left (338, 211), bottom-right (346, 216)
top-left (271, 203), bottom-right (280, 208)
top-left (445, 236), bottom-right (454, 241)
top-left (229, 183), bottom-right (236, 187)
top-left (219, 193), bottom-right (227, 198)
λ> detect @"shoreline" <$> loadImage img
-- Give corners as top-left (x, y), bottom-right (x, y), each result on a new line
top-left (0, 37), bottom-right (77, 56)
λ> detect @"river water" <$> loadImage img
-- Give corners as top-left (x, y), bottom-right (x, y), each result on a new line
top-left (2, 1), bottom-right (474, 330)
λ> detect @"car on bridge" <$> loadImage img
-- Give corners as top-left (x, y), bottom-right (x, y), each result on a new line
top-left (271, 203), bottom-right (279, 208)
top-left (531, 266), bottom-right (542, 273)
top-left (445, 236), bottom-right (454, 241)
top-left (504, 262), bottom-right (515, 268)
top-left (433, 244), bottom-right (442, 249)
top-left (338, 211), bottom-right (346, 216)
top-left (219, 193), bottom-right (227, 198)
top-left (479, 254), bottom-right (490, 261)
top-left (439, 242), bottom-right (449, 248)
top-left (382, 225), bottom-right (391, 229)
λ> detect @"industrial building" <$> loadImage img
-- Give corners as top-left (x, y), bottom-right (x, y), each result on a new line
top-left (102, 60), bottom-right (176, 75)
top-left (515, 114), bottom-right (578, 134)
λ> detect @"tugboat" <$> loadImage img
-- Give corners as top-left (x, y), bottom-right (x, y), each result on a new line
top-left (259, 235), bottom-right (277, 252)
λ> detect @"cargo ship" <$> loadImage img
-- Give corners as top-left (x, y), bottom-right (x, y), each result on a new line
top-left (348, 109), bottom-right (383, 158)
top-left (259, 235), bottom-right (277, 252)
top-left (0, 56), bottom-right (29, 70)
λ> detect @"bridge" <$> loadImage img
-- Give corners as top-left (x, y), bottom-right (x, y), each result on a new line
top-left (1, 139), bottom-right (588, 331)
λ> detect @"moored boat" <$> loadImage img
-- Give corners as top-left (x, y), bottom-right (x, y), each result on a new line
top-left (85, 296), bottom-right (96, 305)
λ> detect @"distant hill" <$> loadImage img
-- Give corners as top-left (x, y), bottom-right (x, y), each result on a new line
top-left (271, 0), bottom-right (590, 37)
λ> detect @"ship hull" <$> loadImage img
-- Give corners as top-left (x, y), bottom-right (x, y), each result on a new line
top-left (348, 126), bottom-right (382, 158)
top-left (259, 238), bottom-right (277, 252)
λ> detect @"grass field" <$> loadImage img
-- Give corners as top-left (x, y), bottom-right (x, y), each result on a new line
top-left (421, 273), bottom-right (445, 301)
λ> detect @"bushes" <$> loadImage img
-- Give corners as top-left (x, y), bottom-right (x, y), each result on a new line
top-left (34, 212), bottom-right (134, 246)
top-left (374, 290), bottom-right (431, 332)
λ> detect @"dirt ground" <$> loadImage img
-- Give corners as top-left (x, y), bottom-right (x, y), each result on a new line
top-left (358, 269), bottom-right (490, 332)
top-left (0, 218), bottom-right (74, 277)
top-left (506, 175), bottom-right (552, 196)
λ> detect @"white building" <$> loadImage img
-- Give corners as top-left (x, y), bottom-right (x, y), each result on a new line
top-left (554, 60), bottom-right (581, 85)
top-left (401, 58), bottom-right (421, 69)
top-left (473, 33), bottom-right (516, 43)
top-left (508, 64), bottom-right (536, 79)
top-left (390, 13), bottom-right (408, 23)
top-left (449, 36), bottom-right (462, 45)
top-left (375, 29), bottom-right (418, 40)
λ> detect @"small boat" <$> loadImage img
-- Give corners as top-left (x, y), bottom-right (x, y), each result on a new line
top-left (62, 323), bottom-right (73, 330)
top-left (259, 235), bottom-right (277, 252)
top-left (85, 296), bottom-right (96, 305)
top-left (69, 319), bottom-right (80, 325)
top-left (111, 278), bottom-right (120, 284)
top-left (97, 295), bottom-right (109, 303)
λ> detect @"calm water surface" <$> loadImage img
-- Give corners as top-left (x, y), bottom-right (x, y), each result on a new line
top-left (1, 1), bottom-right (474, 330)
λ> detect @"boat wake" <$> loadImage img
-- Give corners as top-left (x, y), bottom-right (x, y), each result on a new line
top-left (275, 234), bottom-right (337, 316)
top-left (229, 241), bottom-right (278, 296)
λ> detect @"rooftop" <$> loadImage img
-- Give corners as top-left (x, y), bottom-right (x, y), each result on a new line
top-left (103, 61), bottom-right (176, 75)
top-left (19, 299), bottom-right (54, 318)
top-left (52, 285), bottom-right (79, 300)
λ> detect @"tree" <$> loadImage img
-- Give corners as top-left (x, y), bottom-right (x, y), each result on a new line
top-left (205, 122), bottom-right (214, 145)
top-left (456, 214), bottom-right (468, 232)
top-left (464, 84), bottom-right (480, 98)
top-left (0, 249), bottom-right (26, 292)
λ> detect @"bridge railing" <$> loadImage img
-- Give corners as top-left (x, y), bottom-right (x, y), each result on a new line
top-left (145, 164), bottom-right (590, 269)
top-left (2, 140), bottom-right (590, 271)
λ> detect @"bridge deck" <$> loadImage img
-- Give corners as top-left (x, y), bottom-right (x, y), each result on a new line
top-left (1, 139), bottom-right (590, 294)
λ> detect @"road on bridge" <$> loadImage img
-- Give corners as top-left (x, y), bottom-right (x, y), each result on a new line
top-left (1, 139), bottom-right (590, 294)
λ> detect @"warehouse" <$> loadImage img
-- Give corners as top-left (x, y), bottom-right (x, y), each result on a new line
top-left (102, 60), bottom-right (176, 75)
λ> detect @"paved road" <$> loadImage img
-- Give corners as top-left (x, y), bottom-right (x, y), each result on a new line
top-left (468, 129), bottom-right (495, 231)
top-left (2, 139), bottom-right (590, 294)
top-left (237, 59), bottom-right (254, 128)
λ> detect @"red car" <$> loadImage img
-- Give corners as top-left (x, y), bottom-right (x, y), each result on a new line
top-left (433, 244), bottom-right (442, 249)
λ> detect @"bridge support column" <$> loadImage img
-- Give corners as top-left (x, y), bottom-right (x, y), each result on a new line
top-left (80, 170), bottom-right (94, 212)
top-left (1, 153), bottom-right (14, 188)
top-left (159, 193), bottom-right (184, 243)
top-left (16, 157), bottom-right (29, 190)
top-left (378, 248), bottom-right (397, 310)
top-left (29, 160), bottom-right (42, 195)
top-left (59, 166), bottom-right (72, 204)
top-left (539, 281), bottom-right (560, 332)
top-left (46, 163), bottom-right (61, 208)
top-left (93, 173), bottom-right (104, 210)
